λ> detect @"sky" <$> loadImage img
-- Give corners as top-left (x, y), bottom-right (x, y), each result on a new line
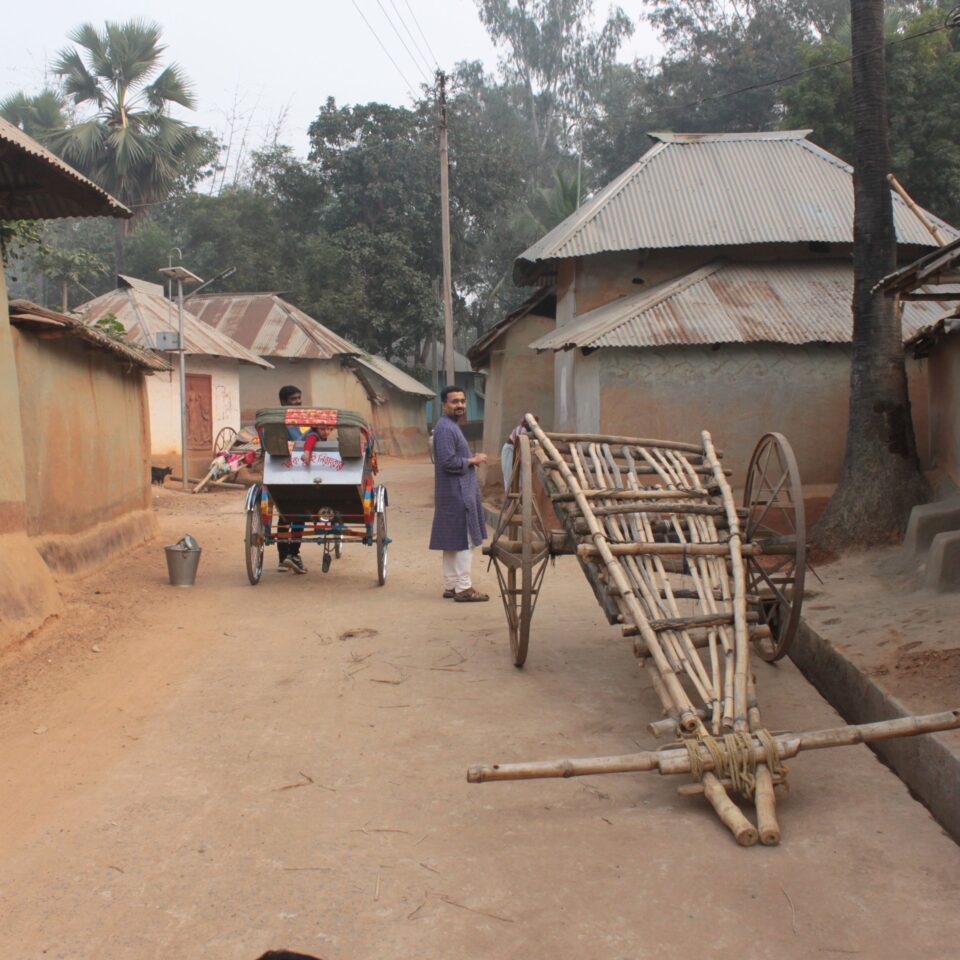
top-left (1, 0), bottom-right (662, 164)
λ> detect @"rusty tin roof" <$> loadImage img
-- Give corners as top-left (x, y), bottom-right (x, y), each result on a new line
top-left (0, 116), bottom-right (130, 220)
top-left (529, 260), bottom-right (959, 351)
top-left (8, 299), bottom-right (170, 372)
top-left (515, 131), bottom-right (959, 283)
top-left (73, 283), bottom-right (272, 367)
top-left (187, 292), bottom-right (358, 360)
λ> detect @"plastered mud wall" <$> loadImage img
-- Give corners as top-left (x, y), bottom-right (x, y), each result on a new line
top-left (12, 325), bottom-right (158, 578)
top-left (0, 279), bottom-right (62, 644)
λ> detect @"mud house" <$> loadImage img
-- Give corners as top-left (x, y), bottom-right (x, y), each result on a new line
top-left (0, 117), bottom-right (135, 642)
top-left (467, 286), bottom-right (556, 492)
top-left (74, 277), bottom-right (272, 478)
top-left (8, 300), bottom-right (168, 572)
top-left (517, 130), bottom-right (958, 489)
top-left (187, 292), bottom-right (433, 456)
top-left (877, 237), bottom-right (960, 492)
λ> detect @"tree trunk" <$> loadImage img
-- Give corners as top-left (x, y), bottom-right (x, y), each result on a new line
top-left (813, 0), bottom-right (927, 551)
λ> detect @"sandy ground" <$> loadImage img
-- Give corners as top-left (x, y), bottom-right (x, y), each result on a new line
top-left (802, 546), bottom-right (960, 752)
top-left (2, 457), bottom-right (960, 960)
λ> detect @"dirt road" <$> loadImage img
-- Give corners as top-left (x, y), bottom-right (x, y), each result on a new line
top-left (2, 458), bottom-right (959, 959)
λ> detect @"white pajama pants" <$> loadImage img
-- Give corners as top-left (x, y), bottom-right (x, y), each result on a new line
top-left (442, 548), bottom-right (473, 592)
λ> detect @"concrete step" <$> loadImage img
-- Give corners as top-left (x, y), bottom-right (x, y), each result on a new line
top-left (903, 497), bottom-right (960, 556)
top-left (924, 529), bottom-right (960, 592)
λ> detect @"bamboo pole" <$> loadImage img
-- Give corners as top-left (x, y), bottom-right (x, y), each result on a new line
top-left (550, 489), bottom-right (712, 503)
top-left (544, 431), bottom-right (708, 455)
top-left (577, 541), bottom-right (762, 558)
top-left (887, 173), bottom-right (950, 245)
top-left (754, 765), bottom-right (781, 846)
top-left (702, 773), bottom-right (758, 846)
top-left (701, 431), bottom-right (749, 732)
top-left (466, 709), bottom-right (960, 782)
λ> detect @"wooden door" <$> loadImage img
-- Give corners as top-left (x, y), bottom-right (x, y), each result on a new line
top-left (185, 373), bottom-right (213, 471)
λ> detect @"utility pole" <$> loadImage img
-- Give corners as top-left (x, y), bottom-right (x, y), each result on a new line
top-left (437, 70), bottom-right (455, 393)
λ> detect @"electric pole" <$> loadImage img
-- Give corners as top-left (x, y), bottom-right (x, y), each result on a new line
top-left (437, 70), bottom-right (456, 392)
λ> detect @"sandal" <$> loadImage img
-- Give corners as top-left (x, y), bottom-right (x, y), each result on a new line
top-left (453, 587), bottom-right (490, 602)
top-left (442, 589), bottom-right (456, 599)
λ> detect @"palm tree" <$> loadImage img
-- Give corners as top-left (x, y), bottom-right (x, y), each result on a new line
top-left (0, 89), bottom-right (68, 138)
top-left (47, 20), bottom-right (208, 272)
top-left (813, 0), bottom-right (927, 549)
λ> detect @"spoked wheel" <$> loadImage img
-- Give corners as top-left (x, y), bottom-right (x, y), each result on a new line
top-left (214, 426), bottom-right (237, 456)
top-left (376, 511), bottom-right (388, 586)
top-left (488, 434), bottom-right (551, 667)
top-left (743, 433), bottom-right (806, 662)
top-left (245, 503), bottom-right (265, 585)
top-left (334, 533), bottom-right (343, 559)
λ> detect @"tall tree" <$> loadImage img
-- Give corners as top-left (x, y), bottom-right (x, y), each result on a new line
top-left (47, 19), bottom-right (208, 272)
top-left (0, 89), bottom-right (68, 139)
top-left (475, 0), bottom-right (633, 155)
top-left (813, 0), bottom-right (927, 550)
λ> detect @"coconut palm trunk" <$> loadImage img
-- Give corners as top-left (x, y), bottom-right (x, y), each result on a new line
top-left (813, 0), bottom-right (927, 550)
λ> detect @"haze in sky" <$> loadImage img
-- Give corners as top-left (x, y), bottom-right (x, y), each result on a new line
top-left (1, 0), bottom-right (661, 160)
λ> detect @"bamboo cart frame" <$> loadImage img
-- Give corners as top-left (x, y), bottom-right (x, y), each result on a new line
top-left (472, 415), bottom-right (960, 845)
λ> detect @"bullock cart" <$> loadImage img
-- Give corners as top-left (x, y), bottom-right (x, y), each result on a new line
top-left (470, 416), bottom-right (960, 845)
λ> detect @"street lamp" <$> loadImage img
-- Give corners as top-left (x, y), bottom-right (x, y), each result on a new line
top-left (159, 265), bottom-right (203, 491)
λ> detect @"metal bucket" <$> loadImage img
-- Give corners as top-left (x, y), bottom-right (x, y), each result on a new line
top-left (165, 535), bottom-right (202, 587)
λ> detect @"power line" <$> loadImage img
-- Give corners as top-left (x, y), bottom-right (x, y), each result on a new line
top-left (373, 0), bottom-right (433, 87)
top-left (386, 0), bottom-right (435, 80)
top-left (351, 0), bottom-right (418, 100)
top-left (401, 0), bottom-right (441, 71)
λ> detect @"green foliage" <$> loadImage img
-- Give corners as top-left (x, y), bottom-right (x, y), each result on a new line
top-left (0, 89), bottom-right (67, 138)
top-left (93, 312), bottom-right (125, 336)
top-left (782, 6), bottom-right (960, 224)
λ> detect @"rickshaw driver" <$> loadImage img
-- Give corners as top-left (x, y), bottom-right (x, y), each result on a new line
top-left (275, 384), bottom-right (312, 573)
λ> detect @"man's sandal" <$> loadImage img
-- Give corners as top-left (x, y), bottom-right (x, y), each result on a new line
top-left (453, 587), bottom-right (490, 602)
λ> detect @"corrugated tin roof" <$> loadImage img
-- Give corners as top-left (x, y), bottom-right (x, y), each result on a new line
top-left (353, 355), bottom-right (434, 398)
top-left (515, 131), bottom-right (959, 283)
top-left (8, 299), bottom-right (170, 372)
top-left (73, 286), bottom-right (272, 368)
top-left (529, 259), bottom-right (959, 351)
top-left (187, 292), bottom-right (358, 360)
top-left (0, 116), bottom-right (130, 221)
top-left (875, 235), bottom-right (960, 295)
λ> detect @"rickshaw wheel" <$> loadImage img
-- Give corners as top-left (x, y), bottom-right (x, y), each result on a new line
top-left (743, 432), bottom-right (806, 662)
top-left (245, 505), bottom-right (264, 585)
top-left (335, 533), bottom-right (343, 559)
top-left (376, 510), bottom-right (388, 585)
top-left (214, 426), bottom-right (237, 456)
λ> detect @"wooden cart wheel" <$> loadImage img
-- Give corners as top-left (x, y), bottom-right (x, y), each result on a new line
top-left (245, 502), bottom-right (264, 585)
top-left (376, 510), bottom-right (388, 586)
top-left (742, 432), bottom-right (806, 662)
top-left (214, 426), bottom-right (237, 456)
top-left (488, 433), bottom-right (551, 667)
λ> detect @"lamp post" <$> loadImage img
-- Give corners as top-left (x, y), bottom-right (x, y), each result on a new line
top-left (159, 265), bottom-right (203, 491)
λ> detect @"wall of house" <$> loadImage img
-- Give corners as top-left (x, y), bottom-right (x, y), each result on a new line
top-left (0, 278), bottom-right (63, 644)
top-left (369, 392), bottom-right (429, 457)
top-left (597, 344), bottom-right (855, 490)
top-left (11, 324), bottom-right (158, 578)
top-left (238, 358), bottom-right (370, 422)
top-left (924, 335), bottom-right (960, 486)
top-left (149, 356), bottom-right (240, 477)
top-left (480, 313), bottom-right (556, 489)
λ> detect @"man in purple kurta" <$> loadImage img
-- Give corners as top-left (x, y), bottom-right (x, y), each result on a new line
top-left (429, 386), bottom-right (489, 601)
